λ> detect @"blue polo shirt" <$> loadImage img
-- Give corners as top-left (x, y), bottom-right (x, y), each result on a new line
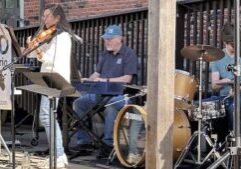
top-left (96, 45), bottom-right (138, 78)
top-left (210, 48), bottom-right (241, 96)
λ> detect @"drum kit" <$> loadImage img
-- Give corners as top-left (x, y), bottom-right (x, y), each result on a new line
top-left (174, 44), bottom-right (230, 168)
top-left (114, 44), bottom-right (231, 168)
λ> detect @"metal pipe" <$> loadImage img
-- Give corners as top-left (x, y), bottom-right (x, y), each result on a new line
top-left (234, 0), bottom-right (240, 168)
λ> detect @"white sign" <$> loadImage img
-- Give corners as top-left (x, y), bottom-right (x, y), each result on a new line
top-left (124, 112), bottom-right (143, 121)
top-left (0, 24), bottom-right (12, 110)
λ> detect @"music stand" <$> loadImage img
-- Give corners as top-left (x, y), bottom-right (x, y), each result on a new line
top-left (17, 72), bottom-right (75, 169)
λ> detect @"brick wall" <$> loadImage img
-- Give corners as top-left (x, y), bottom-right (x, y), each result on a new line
top-left (24, 0), bottom-right (148, 26)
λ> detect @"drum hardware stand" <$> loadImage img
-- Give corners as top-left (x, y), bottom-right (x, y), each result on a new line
top-left (106, 148), bottom-right (117, 166)
top-left (175, 52), bottom-right (227, 168)
top-left (174, 120), bottom-right (227, 168)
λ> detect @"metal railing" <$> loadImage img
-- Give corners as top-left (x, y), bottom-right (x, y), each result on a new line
top-left (13, 0), bottom-right (233, 115)
top-left (177, 0), bottom-right (234, 97)
top-left (13, 8), bottom-right (148, 113)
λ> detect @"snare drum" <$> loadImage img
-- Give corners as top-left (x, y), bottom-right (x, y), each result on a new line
top-left (175, 70), bottom-right (198, 110)
top-left (190, 97), bottom-right (226, 121)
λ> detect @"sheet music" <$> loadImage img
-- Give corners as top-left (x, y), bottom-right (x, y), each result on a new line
top-left (0, 24), bottom-right (12, 110)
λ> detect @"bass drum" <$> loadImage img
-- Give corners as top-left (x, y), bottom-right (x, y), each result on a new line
top-left (114, 105), bottom-right (146, 168)
top-left (173, 109), bottom-right (191, 161)
top-left (113, 105), bottom-right (191, 168)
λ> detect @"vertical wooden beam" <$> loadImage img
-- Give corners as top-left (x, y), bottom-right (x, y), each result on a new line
top-left (146, 0), bottom-right (176, 169)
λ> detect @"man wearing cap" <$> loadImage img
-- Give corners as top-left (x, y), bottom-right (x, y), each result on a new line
top-left (72, 25), bottom-right (138, 158)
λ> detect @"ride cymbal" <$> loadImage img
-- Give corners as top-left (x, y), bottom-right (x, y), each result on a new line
top-left (181, 44), bottom-right (225, 62)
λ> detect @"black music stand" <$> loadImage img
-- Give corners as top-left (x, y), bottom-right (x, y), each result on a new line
top-left (17, 72), bottom-right (75, 169)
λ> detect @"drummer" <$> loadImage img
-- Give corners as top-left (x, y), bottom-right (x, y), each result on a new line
top-left (211, 23), bottom-right (241, 131)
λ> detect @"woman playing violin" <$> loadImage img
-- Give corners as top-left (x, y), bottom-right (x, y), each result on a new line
top-left (27, 4), bottom-right (71, 168)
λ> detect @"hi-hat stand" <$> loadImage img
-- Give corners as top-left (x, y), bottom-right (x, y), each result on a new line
top-left (174, 54), bottom-right (226, 168)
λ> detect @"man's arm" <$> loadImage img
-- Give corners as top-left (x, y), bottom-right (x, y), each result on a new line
top-left (89, 72), bottom-right (101, 80)
top-left (80, 72), bottom-right (100, 82)
top-left (94, 75), bottom-right (133, 83)
top-left (211, 71), bottom-right (232, 91)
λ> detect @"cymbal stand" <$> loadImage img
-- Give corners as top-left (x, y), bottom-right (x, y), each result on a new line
top-left (175, 53), bottom-right (226, 168)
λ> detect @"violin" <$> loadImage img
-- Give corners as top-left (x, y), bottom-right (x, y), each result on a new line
top-left (27, 26), bottom-right (57, 49)
top-left (23, 26), bottom-right (57, 55)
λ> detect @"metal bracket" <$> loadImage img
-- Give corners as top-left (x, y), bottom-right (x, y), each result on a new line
top-left (229, 146), bottom-right (241, 155)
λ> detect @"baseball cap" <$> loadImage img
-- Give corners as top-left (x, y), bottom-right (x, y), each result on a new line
top-left (101, 25), bottom-right (122, 39)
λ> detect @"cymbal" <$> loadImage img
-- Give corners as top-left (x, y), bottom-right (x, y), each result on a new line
top-left (181, 44), bottom-right (225, 62)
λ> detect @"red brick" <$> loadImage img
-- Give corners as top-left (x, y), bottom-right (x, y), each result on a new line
top-left (23, 0), bottom-right (147, 26)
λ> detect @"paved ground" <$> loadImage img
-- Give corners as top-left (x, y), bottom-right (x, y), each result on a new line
top-left (0, 122), bottom-right (229, 169)
top-left (0, 123), bottom-right (127, 169)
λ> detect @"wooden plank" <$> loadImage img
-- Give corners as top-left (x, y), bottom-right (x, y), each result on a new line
top-left (146, 0), bottom-right (176, 168)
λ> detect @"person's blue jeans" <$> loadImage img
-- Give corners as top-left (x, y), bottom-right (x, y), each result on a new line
top-left (208, 95), bottom-right (241, 132)
top-left (129, 119), bottom-right (144, 154)
top-left (39, 96), bottom-right (65, 157)
top-left (222, 95), bottom-right (241, 131)
top-left (73, 94), bottom-right (127, 146)
top-left (223, 96), bottom-right (234, 131)
top-left (208, 95), bottom-right (233, 130)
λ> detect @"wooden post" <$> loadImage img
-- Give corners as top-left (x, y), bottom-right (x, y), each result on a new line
top-left (146, 0), bottom-right (176, 168)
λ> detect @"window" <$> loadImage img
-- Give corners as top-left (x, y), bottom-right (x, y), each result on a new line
top-left (1, 0), bottom-right (20, 27)
top-left (6, 0), bottom-right (15, 8)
